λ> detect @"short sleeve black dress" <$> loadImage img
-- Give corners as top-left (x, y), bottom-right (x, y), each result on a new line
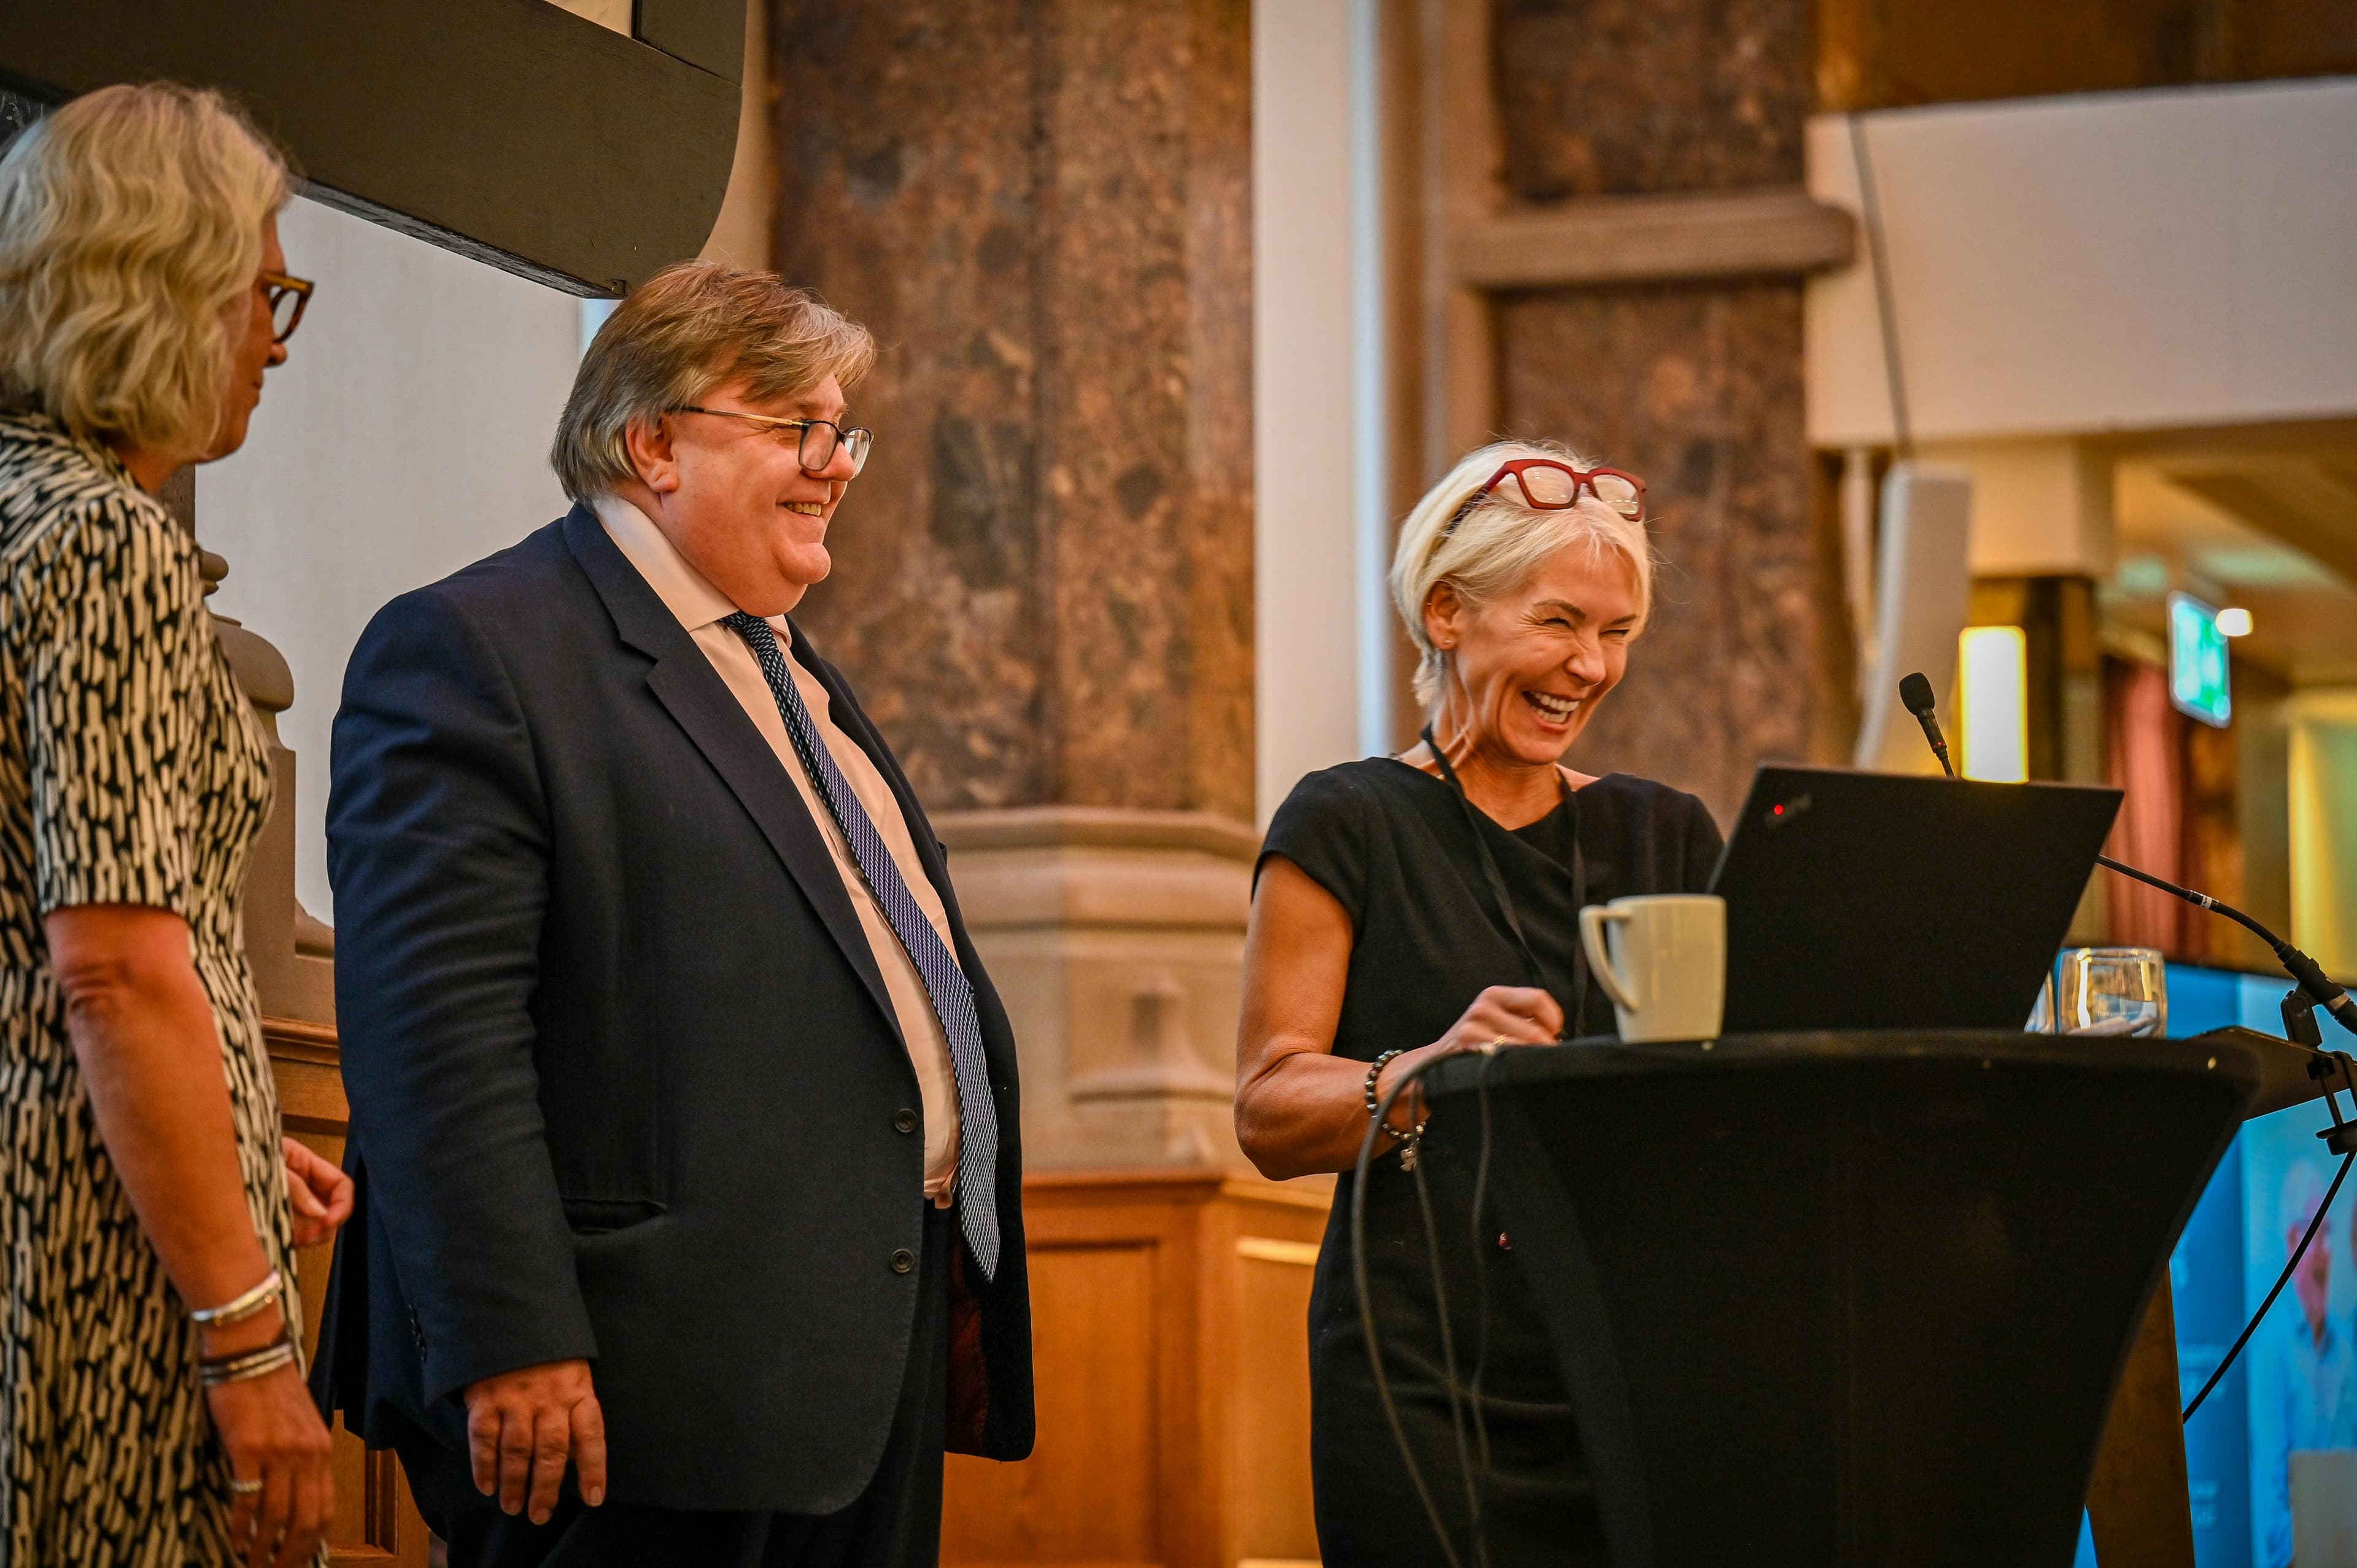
top-left (1259, 757), bottom-right (1722, 1568)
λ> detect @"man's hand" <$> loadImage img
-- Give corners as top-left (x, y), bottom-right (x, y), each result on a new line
top-left (464, 1359), bottom-right (607, 1524)
top-left (281, 1136), bottom-right (354, 1249)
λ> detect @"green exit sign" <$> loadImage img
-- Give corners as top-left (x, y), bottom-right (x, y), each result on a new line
top-left (2168, 593), bottom-right (2231, 728)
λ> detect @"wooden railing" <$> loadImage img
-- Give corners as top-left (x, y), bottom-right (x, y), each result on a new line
top-left (266, 1018), bottom-right (433, 1568)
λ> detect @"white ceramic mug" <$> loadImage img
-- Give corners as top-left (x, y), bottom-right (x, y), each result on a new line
top-left (1577, 894), bottom-right (1727, 1043)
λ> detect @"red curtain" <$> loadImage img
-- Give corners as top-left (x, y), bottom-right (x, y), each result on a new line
top-left (2103, 657), bottom-right (2201, 954)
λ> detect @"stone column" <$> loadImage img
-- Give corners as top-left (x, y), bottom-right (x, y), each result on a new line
top-left (768, 0), bottom-right (1255, 1171)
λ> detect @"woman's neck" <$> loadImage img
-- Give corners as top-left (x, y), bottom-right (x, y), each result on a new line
top-left (106, 439), bottom-right (181, 495)
top-left (1416, 714), bottom-right (1566, 830)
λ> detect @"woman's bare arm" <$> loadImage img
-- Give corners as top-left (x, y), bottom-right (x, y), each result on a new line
top-left (1234, 857), bottom-right (1563, 1180)
top-left (47, 903), bottom-right (339, 1566)
top-left (45, 904), bottom-right (277, 1316)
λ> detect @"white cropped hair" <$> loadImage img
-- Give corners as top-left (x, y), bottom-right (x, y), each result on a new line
top-left (1388, 439), bottom-right (1657, 712)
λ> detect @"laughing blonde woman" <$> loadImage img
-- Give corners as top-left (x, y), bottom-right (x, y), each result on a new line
top-left (0, 84), bottom-right (347, 1567)
top-left (1236, 441), bottom-right (1724, 1566)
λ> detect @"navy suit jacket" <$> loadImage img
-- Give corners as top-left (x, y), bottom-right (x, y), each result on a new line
top-left (316, 504), bottom-right (1034, 1512)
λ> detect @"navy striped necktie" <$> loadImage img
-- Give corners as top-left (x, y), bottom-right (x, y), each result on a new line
top-left (724, 612), bottom-right (1000, 1280)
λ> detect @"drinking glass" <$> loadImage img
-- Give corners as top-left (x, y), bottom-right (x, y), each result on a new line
top-left (2053, 947), bottom-right (2167, 1038)
top-left (2026, 970), bottom-right (2058, 1033)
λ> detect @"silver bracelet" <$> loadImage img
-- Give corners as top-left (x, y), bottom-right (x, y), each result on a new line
top-left (190, 1269), bottom-right (281, 1328)
top-left (200, 1337), bottom-right (297, 1387)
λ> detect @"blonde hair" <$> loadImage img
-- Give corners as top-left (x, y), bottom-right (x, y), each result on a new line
top-left (0, 83), bottom-right (294, 454)
top-left (1389, 439), bottom-right (1657, 712)
top-left (552, 261), bottom-right (878, 501)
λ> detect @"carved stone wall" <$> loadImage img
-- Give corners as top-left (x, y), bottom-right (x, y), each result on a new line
top-left (1500, 280), bottom-right (1827, 817)
top-left (1488, 0), bottom-right (1844, 825)
top-left (1493, 0), bottom-right (1811, 199)
top-left (768, 0), bottom-right (1253, 822)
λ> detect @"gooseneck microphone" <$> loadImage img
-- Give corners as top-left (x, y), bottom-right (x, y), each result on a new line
top-left (1898, 672), bottom-right (1955, 779)
top-left (1896, 671), bottom-right (2357, 1038)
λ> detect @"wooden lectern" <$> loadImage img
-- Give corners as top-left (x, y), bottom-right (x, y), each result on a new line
top-left (1414, 1029), bottom-right (2314, 1568)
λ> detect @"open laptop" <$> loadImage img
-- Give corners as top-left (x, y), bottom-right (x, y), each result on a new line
top-left (1708, 765), bottom-right (2124, 1034)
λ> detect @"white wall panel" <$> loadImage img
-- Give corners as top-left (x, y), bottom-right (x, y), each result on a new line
top-left (1808, 77), bottom-right (2357, 448)
top-left (1253, 0), bottom-right (1372, 825)
top-left (200, 196), bottom-right (580, 920)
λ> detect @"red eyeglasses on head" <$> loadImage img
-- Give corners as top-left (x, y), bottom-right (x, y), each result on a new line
top-left (1446, 458), bottom-right (1647, 533)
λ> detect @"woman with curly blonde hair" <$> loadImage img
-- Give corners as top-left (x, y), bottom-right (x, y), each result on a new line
top-left (0, 83), bottom-right (349, 1567)
top-left (1236, 441), bottom-right (1724, 1565)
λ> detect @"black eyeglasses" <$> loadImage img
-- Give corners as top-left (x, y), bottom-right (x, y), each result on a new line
top-left (258, 270), bottom-right (313, 344)
top-left (674, 406), bottom-right (875, 475)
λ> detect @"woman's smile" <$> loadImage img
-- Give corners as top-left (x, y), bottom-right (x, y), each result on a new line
top-left (1523, 688), bottom-right (1583, 726)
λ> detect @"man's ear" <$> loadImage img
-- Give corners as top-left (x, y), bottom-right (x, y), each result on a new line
top-left (621, 414), bottom-right (682, 496)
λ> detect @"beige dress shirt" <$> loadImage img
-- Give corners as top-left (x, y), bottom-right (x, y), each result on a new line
top-left (594, 495), bottom-right (961, 1205)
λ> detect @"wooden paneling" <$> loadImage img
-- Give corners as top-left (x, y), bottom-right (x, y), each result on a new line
top-left (944, 1171), bottom-right (1333, 1568)
top-left (265, 1019), bottom-right (435, 1568)
top-left (1223, 1242), bottom-right (1321, 1565)
top-left (951, 1242), bottom-right (1165, 1566)
top-left (274, 1024), bottom-right (1336, 1567)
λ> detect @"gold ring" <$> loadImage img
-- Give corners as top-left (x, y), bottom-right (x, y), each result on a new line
top-left (227, 1475), bottom-right (263, 1496)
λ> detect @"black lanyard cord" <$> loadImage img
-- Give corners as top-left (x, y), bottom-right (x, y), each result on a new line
top-left (1419, 726), bottom-right (1589, 1039)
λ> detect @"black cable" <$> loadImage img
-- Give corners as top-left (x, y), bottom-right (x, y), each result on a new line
top-left (1906, 687), bottom-right (2357, 1048)
top-left (2183, 1148), bottom-right (2354, 1421)
top-left (1465, 1049), bottom-right (1501, 1481)
top-left (1354, 1052), bottom-right (1469, 1568)
top-left (2094, 854), bottom-right (2357, 1039)
top-left (1902, 669), bottom-right (2357, 1040)
top-left (1412, 1128), bottom-right (1488, 1568)
top-left (1849, 113), bottom-right (1914, 462)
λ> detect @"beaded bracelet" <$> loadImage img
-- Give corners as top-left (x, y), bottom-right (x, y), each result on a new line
top-left (1362, 1049), bottom-right (1429, 1170)
top-left (189, 1269), bottom-right (281, 1329)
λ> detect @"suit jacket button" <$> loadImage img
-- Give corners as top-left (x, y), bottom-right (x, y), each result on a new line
top-left (893, 1108), bottom-right (919, 1135)
top-left (889, 1248), bottom-right (916, 1275)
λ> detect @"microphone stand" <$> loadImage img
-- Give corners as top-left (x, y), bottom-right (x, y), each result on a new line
top-left (1900, 678), bottom-right (2357, 1040)
top-left (1894, 676), bottom-right (2357, 1421)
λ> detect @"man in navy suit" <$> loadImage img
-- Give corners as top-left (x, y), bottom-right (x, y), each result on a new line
top-left (322, 261), bottom-right (1033, 1566)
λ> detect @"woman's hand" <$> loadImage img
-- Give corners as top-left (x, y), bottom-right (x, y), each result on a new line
top-left (204, 1337), bottom-right (336, 1568)
top-left (1434, 984), bottom-right (1564, 1054)
top-left (1374, 985), bottom-right (1565, 1127)
top-left (281, 1136), bottom-right (353, 1249)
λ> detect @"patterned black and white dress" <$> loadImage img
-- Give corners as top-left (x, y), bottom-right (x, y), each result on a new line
top-left (0, 409), bottom-right (298, 1564)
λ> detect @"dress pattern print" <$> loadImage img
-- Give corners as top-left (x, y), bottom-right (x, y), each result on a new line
top-left (0, 410), bottom-right (298, 1566)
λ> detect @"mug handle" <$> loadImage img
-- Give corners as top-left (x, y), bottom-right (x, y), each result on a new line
top-left (1579, 905), bottom-right (1641, 1013)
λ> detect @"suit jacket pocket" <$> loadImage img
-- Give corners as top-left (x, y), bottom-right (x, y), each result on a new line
top-left (560, 1195), bottom-right (668, 1237)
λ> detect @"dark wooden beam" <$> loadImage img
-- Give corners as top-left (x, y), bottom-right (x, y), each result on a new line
top-left (637, 0), bottom-right (744, 78)
top-left (0, 0), bottom-right (743, 295)
top-left (1450, 186), bottom-right (1857, 291)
